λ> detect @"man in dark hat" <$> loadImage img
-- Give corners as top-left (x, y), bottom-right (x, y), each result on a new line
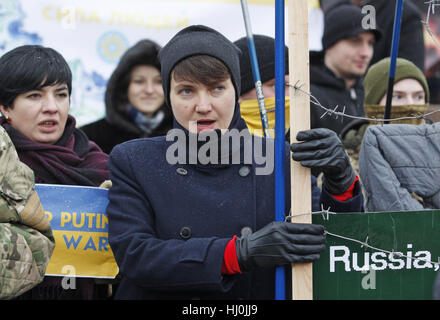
top-left (310, 3), bottom-right (382, 135)
top-left (320, 0), bottom-right (425, 71)
top-left (234, 35), bottom-right (290, 138)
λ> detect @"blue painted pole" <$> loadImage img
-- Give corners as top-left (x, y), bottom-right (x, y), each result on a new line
top-left (274, 0), bottom-right (286, 300)
top-left (240, 0), bottom-right (271, 138)
top-left (384, 0), bottom-right (404, 124)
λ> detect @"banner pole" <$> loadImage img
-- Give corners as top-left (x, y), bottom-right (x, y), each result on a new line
top-left (274, 0), bottom-right (286, 300)
top-left (240, 0), bottom-right (271, 138)
top-left (384, 0), bottom-right (404, 124)
top-left (288, 0), bottom-right (313, 300)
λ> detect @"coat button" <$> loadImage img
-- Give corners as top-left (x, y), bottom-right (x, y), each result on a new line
top-left (176, 168), bottom-right (188, 176)
top-left (241, 226), bottom-right (252, 237)
top-left (239, 166), bottom-right (251, 177)
top-left (180, 226), bottom-right (192, 239)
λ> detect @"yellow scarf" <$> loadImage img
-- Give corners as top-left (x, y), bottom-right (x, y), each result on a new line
top-left (240, 96), bottom-right (290, 137)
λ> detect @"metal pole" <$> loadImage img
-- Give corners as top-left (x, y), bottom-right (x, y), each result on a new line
top-left (240, 0), bottom-right (271, 138)
top-left (274, 0), bottom-right (286, 300)
top-left (384, 0), bottom-right (404, 124)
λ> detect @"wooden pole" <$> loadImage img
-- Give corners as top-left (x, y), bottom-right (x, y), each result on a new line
top-left (288, 0), bottom-right (313, 300)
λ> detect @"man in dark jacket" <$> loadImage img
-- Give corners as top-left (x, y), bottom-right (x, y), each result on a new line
top-left (310, 3), bottom-right (381, 135)
top-left (321, 0), bottom-right (425, 71)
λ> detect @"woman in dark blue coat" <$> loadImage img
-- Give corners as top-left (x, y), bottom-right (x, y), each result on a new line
top-left (106, 25), bottom-right (363, 300)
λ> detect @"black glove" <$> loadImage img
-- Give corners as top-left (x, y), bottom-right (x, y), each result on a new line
top-left (235, 221), bottom-right (326, 272)
top-left (290, 128), bottom-right (356, 194)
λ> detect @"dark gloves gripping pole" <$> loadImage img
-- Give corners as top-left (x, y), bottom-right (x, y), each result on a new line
top-left (290, 128), bottom-right (356, 195)
top-left (235, 221), bottom-right (326, 272)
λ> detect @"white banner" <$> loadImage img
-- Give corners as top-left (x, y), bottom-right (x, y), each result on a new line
top-left (0, 0), bottom-right (323, 126)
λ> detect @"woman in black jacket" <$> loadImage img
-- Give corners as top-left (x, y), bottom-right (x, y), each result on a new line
top-left (106, 25), bottom-right (363, 300)
top-left (81, 39), bottom-right (173, 154)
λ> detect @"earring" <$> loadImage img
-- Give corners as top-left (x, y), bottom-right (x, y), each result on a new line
top-left (4, 115), bottom-right (11, 124)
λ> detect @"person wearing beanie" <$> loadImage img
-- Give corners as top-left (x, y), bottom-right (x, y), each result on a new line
top-left (354, 56), bottom-right (440, 212)
top-left (310, 3), bottom-right (381, 136)
top-left (364, 57), bottom-right (429, 107)
top-left (341, 57), bottom-right (430, 178)
top-left (80, 39), bottom-right (173, 154)
top-left (105, 25), bottom-right (363, 300)
top-left (234, 35), bottom-right (290, 138)
top-left (359, 0), bottom-right (425, 71)
top-left (320, 0), bottom-right (425, 71)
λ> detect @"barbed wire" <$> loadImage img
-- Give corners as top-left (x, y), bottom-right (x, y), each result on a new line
top-left (284, 207), bottom-right (440, 268)
top-left (286, 81), bottom-right (440, 124)
top-left (280, 1), bottom-right (440, 125)
top-left (277, 0), bottom-right (440, 274)
top-left (423, 0), bottom-right (440, 51)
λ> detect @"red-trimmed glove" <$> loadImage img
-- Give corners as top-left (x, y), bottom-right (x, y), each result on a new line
top-left (331, 176), bottom-right (359, 201)
top-left (233, 222), bottom-right (326, 273)
top-left (291, 128), bottom-right (356, 194)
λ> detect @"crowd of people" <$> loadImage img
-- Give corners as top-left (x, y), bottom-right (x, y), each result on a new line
top-left (0, 0), bottom-right (438, 300)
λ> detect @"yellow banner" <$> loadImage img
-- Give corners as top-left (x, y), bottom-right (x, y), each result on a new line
top-left (46, 230), bottom-right (118, 279)
top-left (36, 184), bottom-right (119, 279)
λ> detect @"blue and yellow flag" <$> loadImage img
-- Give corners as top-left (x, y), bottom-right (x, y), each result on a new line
top-left (35, 184), bottom-right (118, 279)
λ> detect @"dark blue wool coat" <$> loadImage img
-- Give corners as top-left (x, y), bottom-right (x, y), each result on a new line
top-left (106, 134), bottom-right (363, 300)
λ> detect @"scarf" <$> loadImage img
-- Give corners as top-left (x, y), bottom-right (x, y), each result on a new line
top-left (364, 103), bottom-right (429, 125)
top-left (2, 115), bottom-right (109, 186)
top-left (240, 96), bottom-right (291, 137)
top-left (126, 105), bottom-right (165, 135)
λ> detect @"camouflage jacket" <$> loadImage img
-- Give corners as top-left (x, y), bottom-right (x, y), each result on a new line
top-left (0, 126), bottom-right (55, 299)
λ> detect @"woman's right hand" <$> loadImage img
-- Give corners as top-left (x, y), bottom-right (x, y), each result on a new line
top-left (235, 221), bottom-right (326, 272)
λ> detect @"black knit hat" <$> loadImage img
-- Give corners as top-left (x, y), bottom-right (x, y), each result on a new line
top-left (322, 4), bottom-right (382, 51)
top-left (234, 35), bottom-right (289, 96)
top-left (158, 25), bottom-right (242, 108)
